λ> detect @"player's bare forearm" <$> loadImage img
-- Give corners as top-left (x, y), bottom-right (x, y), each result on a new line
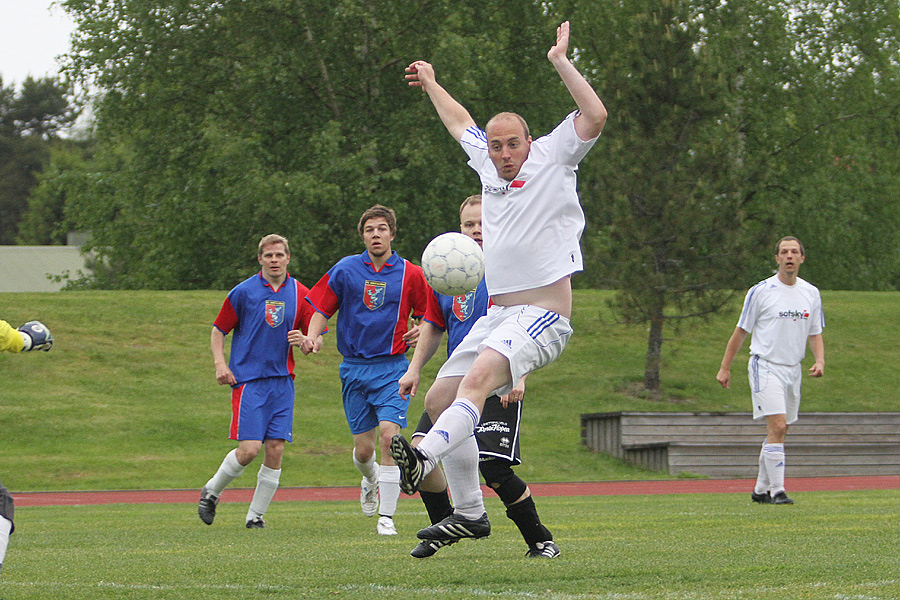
top-left (548, 21), bottom-right (607, 140)
top-left (808, 333), bottom-right (825, 377)
top-left (405, 60), bottom-right (475, 141)
top-left (717, 327), bottom-right (748, 388)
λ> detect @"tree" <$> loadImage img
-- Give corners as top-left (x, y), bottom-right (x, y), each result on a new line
top-left (0, 75), bottom-right (80, 244)
top-left (556, 0), bottom-right (900, 391)
top-left (59, 0), bottom-right (564, 288)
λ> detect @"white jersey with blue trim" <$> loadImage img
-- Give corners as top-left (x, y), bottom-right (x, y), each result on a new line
top-left (459, 110), bottom-right (599, 295)
top-left (737, 274), bottom-right (824, 366)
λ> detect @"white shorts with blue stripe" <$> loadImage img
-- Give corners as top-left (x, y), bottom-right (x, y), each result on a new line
top-left (436, 304), bottom-right (573, 397)
top-left (748, 355), bottom-right (802, 424)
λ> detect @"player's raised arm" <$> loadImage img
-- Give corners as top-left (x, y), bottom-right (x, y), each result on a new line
top-left (547, 21), bottom-right (607, 141)
top-left (405, 60), bottom-right (476, 142)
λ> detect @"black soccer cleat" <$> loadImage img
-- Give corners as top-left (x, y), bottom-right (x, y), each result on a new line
top-left (751, 491), bottom-right (774, 504)
top-left (390, 434), bottom-right (426, 495)
top-left (417, 511), bottom-right (490, 542)
top-left (410, 538), bottom-right (457, 559)
top-left (525, 541), bottom-right (561, 558)
top-left (772, 491), bottom-right (794, 505)
top-left (198, 486), bottom-right (219, 525)
top-left (246, 517), bottom-right (266, 529)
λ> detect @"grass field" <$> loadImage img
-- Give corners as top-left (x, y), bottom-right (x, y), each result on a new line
top-left (2, 290), bottom-right (900, 599)
top-left (1, 289), bottom-right (898, 491)
top-left (3, 491), bottom-right (899, 600)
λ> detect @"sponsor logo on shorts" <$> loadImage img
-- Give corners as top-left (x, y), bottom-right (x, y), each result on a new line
top-left (265, 301), bottom-right (285, 328)
top-left (500, 436), bottom-right (511, 449)
top-left (363, 280), bottom-right (387, 310)
top-left (501, 339), bottom-right (513, 348)
top-left (476, 421), bottom-right (511, 435)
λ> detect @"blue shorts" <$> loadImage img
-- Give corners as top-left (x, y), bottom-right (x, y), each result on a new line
top-left (339, 355), bottom-right (409, 435)
top-left (230, 376), bottom-right (294, 442)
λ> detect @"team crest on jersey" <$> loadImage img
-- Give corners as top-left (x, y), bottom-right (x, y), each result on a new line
top-left (265, 301), bottom-right (285, 328)
top-left (364, 280), bottom-right (387, 310)
top-left (452, 291), bottom-right (476, 322)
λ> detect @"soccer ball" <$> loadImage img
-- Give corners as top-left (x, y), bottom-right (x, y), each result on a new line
top-left (421, 232), bottom-right (485, 296)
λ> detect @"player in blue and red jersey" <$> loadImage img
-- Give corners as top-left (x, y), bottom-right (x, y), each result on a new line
top-left (197, 234), bottom-right (321, 529)
top-left (398, 196), bottom-right (558, 559)
top-left (296, 205), bottom-right (430, 536)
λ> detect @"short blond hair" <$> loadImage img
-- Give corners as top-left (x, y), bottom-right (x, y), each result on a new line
top-left (459, 195), bottom-right (482, 218)
top-left (258, 234), bottom-right (290, 256)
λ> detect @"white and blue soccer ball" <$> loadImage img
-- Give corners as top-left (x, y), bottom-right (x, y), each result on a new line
top-left (421, 232), bottom-right (485, 296)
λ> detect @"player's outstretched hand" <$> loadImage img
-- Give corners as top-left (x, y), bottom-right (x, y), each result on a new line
top-left (18, 320), bottom-right (53, 352)
top-left (547, 21), bottom-right (571, 63)
top-left (405, 60), bottom-right (435, 89)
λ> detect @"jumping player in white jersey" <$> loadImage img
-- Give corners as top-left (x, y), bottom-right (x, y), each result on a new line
top-left (716, 236), bottom-right (825, 505)
top-left (390, 21), bottom-right (607, 544)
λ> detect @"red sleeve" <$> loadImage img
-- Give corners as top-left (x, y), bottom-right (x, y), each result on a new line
top-left (213, 297), bottom-right (238, 334)
top-left (405, 262), bottom-right (431, 319)
top-left (305, 273), bottom-right (340, 318)
top-left (423, 289), bottom-right (447, 331)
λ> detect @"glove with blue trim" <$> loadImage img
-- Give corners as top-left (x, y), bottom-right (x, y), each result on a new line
top-left (18, 321), bottom-right (53, 352)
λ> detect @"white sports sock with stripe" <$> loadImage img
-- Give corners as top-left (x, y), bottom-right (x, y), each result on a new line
top-left (205, 448), bottom-right (246, 496)
top-left (763, 443), bottom-right (786, 494)
top-left (417, 399), bottom-right (481, 468)
top-left (247, 465), bottom-right (280, 521)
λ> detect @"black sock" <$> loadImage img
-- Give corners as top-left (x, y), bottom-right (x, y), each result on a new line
top-left (506, 496), bottom-right (552, 546)
top-left (420, 489), bottom-right (453, 524)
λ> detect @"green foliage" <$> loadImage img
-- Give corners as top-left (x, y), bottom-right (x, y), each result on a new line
top-left (5, 492), bottom-right (900, 599)
top-left (0, 74), bottom-right (80, 244)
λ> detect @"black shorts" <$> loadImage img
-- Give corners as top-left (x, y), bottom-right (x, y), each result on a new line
top-left (413, 395), bottom-right (522, 465)
top-left (0, 479), bottom-right (14, 533)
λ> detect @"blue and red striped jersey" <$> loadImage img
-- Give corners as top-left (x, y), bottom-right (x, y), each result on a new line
top-left (213, 273), bottom-right (315, 384)
top-left (305, 251), bottom-right (430, 359)
top-left (423, 277), bottom-right (489, 357)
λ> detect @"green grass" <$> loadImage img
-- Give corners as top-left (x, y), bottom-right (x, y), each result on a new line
top-left (1, 289), bottom-right (898, 491)
top-left (3, 491), bottom-right (899, 599)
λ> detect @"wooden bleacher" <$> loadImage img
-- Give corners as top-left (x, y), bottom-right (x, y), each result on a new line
top-left (580, 411), bottom-right (900, 477)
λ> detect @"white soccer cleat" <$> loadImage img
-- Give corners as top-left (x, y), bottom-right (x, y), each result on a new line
top-left (360, 463), bottom-right (379, 517)
top-left (376, 516), bottom-right (398, 536)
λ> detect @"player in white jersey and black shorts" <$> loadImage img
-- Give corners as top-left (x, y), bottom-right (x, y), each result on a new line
top-left (716, 236), bottom-right (825, 505)
top-left (389, 21), bottom-right (607, 545)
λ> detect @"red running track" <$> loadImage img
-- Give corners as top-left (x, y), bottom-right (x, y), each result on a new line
top-left (13, 476), bottom-right (900, 507)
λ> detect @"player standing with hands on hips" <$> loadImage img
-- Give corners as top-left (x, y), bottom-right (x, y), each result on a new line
top-left (390, 21), bottom-right (607, 544)
top-left (198, 234), bottom-right (320, 528)
top-left (716, 236), bottom-right (825, 505)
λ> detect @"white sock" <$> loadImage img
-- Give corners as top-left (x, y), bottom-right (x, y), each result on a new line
top-left (353, 449), bottom-right (378, 482)
top-left (378, 465), bottom-right (401, 518)
top-left (754, 442), bottom-right (770, 494)
top-left (247, 465), bottom-right (281, 521)
top-left (0, 516), bottom-right (11, 575)
top-left (441, 434), bottom-right (484, 520)
top-left (763, 443), bottom-right (786, 494)
top-left (418, 399), bottom-right (481, 466)
top-left (205, 449), bottom-right (246, 496)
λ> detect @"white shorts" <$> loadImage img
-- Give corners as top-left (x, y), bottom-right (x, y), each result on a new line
top-left (748, 356), bottom-right (801, 424)
top-left (436, 304), bottom-right (573, 397)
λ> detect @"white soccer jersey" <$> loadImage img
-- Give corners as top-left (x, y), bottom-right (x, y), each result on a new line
top-left (737, 275), bottom-right (824, 366)
top-left (459, 111), bottom-right (599, 295)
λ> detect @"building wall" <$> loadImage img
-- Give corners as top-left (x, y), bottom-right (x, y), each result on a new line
top-left (0, 246), bottom-right (92, 292)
